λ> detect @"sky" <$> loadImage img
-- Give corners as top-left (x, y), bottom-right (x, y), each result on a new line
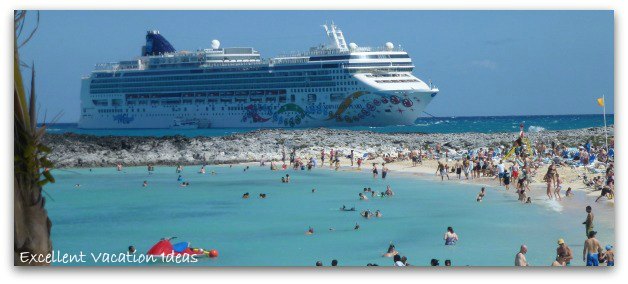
top-left (18, 10), bottom-right (614, 123)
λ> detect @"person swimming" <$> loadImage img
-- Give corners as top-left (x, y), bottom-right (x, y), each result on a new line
top-left (306, 226), bottom-right (314, 235)
top-left (385, 185), bottom-right (394, 196)
top-left (180, 181), bottom-right (190, 187)
top-left (177, 175), bottom-right (183, 182)
top-left (242, 192), bottom-right (250, 199)
top-left (476, 187), bottom-right (485, 202)
top-left (444, 227), bottom-right (458, 245)
top-left (259, 193), bottom-right (267, 199)
top-left (383, 243), bottom-right (398, 257)
top-left (375, 210), bottom-right (382, 218)
top-left (354, 223), bottom-right (360, 230)
top-left (142, 181), bottom-right (148, 187)
top-left (359, 193), bottom-right (368, 200)
top-left (312, 188), bottom-right (316, 193)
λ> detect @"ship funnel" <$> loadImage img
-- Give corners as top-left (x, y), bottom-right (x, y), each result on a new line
top-left (142, 30), bottom-right (176, 56)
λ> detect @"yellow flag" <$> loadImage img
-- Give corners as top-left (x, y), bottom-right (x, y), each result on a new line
top-left (597, 98), bottom-right (605, 107)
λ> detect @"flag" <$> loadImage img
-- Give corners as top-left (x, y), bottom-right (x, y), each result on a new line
top-left (597, 97), bottom-right (605, 107)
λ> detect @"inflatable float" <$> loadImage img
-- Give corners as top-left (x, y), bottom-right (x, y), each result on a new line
top-left (147, 238), bottom-right (218, 258)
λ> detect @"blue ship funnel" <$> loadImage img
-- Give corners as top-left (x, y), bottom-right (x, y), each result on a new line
top-left (142, 30), bottom-right (176, 56)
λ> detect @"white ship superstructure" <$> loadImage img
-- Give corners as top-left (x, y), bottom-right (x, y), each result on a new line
top-left (78, 23), bottom-right (439, 129)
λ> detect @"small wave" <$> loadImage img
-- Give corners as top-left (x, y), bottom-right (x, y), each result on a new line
top-left (541, 199), bottom-right (564, 212)
top-left (47, 128), bottom-right (62, 132)
top-left (528, 126), bottom-right (546, 132)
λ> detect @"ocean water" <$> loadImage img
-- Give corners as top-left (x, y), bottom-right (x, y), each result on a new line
top-left (44, 114), bottom-right (614, 137)
top-left (45, 165), bottom-right (614, 266)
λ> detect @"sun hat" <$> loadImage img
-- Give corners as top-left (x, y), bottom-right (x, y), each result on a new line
top-left (557, 239), bottom-right (565, 245)
top-left (606, 245), bottom-right (613, 250)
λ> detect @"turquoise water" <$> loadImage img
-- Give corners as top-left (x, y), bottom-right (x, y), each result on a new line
top-left (46, 165), bottom-right (614, 266)
top-left (44, 114), bottom-right (614, 137)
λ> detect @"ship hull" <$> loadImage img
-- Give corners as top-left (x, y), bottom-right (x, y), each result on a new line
top-left (78, 90), bottom-right (437, 129)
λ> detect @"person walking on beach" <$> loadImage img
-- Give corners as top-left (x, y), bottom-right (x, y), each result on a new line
top-left (544, 170), bottom-right (553, 200)
top-left (583, 231), bottom-right (602, 266)
top-left (515, 245), bottom-right (528, 266)
top-left (556, 238), bottom-right (573, 266)
top-left (583, 206), bottom-right (594, 237)
top-left (444, 227), bottom-right (458, 245)
top-left (436, 161), bottom-right (449, 181)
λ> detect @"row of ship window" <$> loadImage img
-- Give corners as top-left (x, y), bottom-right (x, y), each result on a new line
top-left (91, 70), bottom-right (339, 84)
top-left (89, 82), bottom-right (338, 94)
top-left (374, 79), bottom-right (420, 83)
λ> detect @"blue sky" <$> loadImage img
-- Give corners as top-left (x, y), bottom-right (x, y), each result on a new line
top-left (19, 10), bottom-right (614, 123)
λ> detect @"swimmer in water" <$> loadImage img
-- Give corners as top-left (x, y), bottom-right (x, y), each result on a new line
top-left (306, 226), bottom-right (314, 235)
top-left (180, 181), bottom-right (189, 187)
top-left (177, 175), bottom-right (183, 182)
top-left (359, 193), bottom-right (368, 200)
top-left (354, 223), bottom-right (360, 230)
top-left (242, 192), bottom-right (250, 199)
top-left (444, 227), bottom-right (458, 245)
top-left (74, 183), bottom-right (81, 189)
top-left (383, 243), bottom-right (398, 257)
top-left (142, 181), bottom-right (148, 187)
top-left (476, 187), bottom-right (485, 202)
top-left (199, 166), bottom-right (206, 174)
top-left (385, 185), bottom-right (394, 196)
top-left (259, 193), bottom-right (267, 199)
top-left (375, 210), bottom-right (382, 218)
top-left (312, 188), bottom-right (316, 193)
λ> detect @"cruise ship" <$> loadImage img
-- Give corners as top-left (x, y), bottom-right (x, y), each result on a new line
top-left (78, 23), bottom-right (439, 129)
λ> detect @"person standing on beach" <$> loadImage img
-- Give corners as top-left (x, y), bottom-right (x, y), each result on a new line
top-left (583, 206), bottom-right (594, 237)
top-left (583, 231), bottom-right (602, 266)
top-left (436, 161), bottom-right (449, 181)
top-left (503, 170), bottom-right (511, 190)
top-left (320, 149), bottom-right (325, 167)
top-left (554, 174), bottom-right (563, 201)
top-left (372, 164), bottom-right (378, 178)
top-left (454, 160), bottom-right (462, 179)
top-left (350, 150), bottom-right (354, 167)
top-left (357, 157), bottom-right (363, 170)
top-left (496, 160), bottom-right (505, 185)
top-left (515, 245), bottom-right (528, 266)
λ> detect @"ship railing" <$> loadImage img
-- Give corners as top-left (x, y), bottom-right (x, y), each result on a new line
top-left (279, 46), bottom-right (404, 57)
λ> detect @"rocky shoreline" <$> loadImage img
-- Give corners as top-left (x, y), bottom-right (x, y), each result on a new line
top-left (43, 127), bottom-right (613, 168)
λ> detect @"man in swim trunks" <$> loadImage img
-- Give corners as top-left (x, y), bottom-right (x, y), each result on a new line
top-left (583, 231), bottom-right (602, 266)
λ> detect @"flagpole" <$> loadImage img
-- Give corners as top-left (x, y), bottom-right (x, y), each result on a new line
top-left (603, 94), bottom-right (608, 152)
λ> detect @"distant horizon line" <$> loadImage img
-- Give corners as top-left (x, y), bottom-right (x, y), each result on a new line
top-left (38, 113), bottom-right (615, 125)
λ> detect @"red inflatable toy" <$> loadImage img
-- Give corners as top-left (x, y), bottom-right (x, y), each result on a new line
top-left (146, 238), bottom-right (216, 257)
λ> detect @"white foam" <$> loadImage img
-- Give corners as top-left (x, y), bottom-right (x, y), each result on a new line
top-left (528, 125), bottom-right (546, 133)
top-left (541, 198), bottom-right (564, 212)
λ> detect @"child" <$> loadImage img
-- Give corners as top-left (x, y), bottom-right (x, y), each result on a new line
top-left (604, 245), bottom-right (614, 266)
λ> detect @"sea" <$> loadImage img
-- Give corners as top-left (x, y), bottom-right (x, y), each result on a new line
top-left (46, 165), bottom-right (615, 266)
top-left (44, 114), bottom-right (614, 137)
